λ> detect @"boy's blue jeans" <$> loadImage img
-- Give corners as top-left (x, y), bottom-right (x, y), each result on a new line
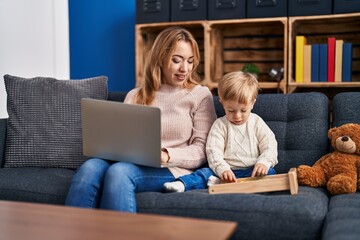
top-left (178, 166), bottom-right (276, 191)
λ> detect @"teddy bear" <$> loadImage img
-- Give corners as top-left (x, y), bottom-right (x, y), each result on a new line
top-left (297, 123), bottom-right (360, 195)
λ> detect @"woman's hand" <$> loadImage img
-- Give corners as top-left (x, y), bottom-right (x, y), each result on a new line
top-left (161, 149), bottom-right (170, 165)
top-left (220, 170), bottom-right (237, 182)
top-left (251, 163), bottom-right (268, 177)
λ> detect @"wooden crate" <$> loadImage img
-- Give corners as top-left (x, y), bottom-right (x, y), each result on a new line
top-left (135, 21), bottom-right (207, 87)
top-left (206, 17), bottom-right (288, 93)
top-left (288, 13), bottom-right (360, 92)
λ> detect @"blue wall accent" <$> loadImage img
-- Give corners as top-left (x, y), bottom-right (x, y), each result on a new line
top-left (69, 0), bottom-right (135, 91)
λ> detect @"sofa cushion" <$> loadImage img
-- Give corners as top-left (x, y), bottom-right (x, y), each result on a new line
top-left (322, 193), bottom-right (360, 240)
top-left (256, 93), bottom-right (330, 173)
top-left (107, 91), bottom-right (128, 102)
top-left (0, 167), bottom-right (75, 204)
top-left (137, 187), bottom-right (329, 240)
top-left (3, 75), bottom-right (108, 169)
top-left (333, 92), bottom-right (360, 127)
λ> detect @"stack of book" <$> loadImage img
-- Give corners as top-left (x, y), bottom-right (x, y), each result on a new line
top-left (295, 36), bottom-right (353, 83)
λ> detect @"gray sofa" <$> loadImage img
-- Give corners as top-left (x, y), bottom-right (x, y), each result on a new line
top-left (1, 91), bottom-right (360, 240)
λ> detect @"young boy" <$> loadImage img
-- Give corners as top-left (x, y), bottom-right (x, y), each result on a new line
top-left (164, 71), bottom-right (278, 192)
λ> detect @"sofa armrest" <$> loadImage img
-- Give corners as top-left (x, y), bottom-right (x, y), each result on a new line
top-left (0, 118), bottom-right (7, 168)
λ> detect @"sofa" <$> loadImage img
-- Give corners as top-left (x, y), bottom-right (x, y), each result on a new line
top-left (1, 78), bottom-right (360, 239)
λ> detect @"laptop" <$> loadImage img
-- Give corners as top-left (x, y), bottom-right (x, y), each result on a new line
top-left (81, 98), bottom-right (163, 168)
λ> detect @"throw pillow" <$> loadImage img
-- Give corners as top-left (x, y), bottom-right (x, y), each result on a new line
top-left (4, 74), bottom-right (108, 169)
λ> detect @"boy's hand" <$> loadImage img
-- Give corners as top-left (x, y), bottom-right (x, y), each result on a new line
top-left (251, 163), bottom-right (268, 177)
top-left (221, 170), bottom-right (237, 182)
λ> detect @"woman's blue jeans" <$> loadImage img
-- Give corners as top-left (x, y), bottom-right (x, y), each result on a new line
top-left (178, 166), bottom-right (276, 190)
top-left (65, 158), bottom-right (175, 213)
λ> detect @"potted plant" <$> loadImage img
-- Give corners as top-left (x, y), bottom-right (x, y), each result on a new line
top-left (242, 63), bottom-right (260, 78)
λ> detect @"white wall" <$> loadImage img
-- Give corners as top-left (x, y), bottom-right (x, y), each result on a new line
top-left (0, 0), bottom-right (69, 118)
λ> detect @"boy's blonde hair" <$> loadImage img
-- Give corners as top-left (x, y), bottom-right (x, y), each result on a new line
top-left (218, 71), bottom-right (259, 104)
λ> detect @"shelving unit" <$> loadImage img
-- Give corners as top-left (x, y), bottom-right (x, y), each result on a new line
top-left (288, 13), bottom-right (360, 93)
top-left (135, 13), bottom-right (360, 96)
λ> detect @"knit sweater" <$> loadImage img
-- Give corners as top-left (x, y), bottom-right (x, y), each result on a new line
top-left (206, 113), bottom-right (278, 177)
top-left (124, 84), bottom-right (217, 178)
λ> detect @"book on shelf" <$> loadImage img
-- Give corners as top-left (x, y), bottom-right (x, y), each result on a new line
top-left (311, 44), bottom-right (320, 82)
top-left (303, 45), bottom-right (312, 83)
top-left (295, 36), bottom-right (307, 83)
top-left (319, 44), bottom-right (328, 82)
top-left (342, 43), bottom-right (353, 82)
top-left (327, 37), bottom-right (336, 82)
top-left (334, 39), bottom-right (344, 82)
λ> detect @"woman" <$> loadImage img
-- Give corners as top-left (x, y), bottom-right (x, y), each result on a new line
top-left (65, 26), bottom-right (217, 212)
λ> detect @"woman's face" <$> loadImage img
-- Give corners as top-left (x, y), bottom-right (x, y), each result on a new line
top-left (163, 40), bottom-right (194, 86)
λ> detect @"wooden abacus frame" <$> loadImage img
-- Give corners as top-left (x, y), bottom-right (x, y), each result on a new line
top-left (208, 168), bottom-right (298, 195)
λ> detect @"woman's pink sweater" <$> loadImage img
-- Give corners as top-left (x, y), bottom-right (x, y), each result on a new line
top-left (124, 84), bottom-right (217, 178)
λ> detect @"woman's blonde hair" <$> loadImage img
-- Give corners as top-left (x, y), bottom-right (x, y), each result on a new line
top-left (135, 26), bottom-right (201, 105)
top-left (218, 71), bottom-right (259, 104)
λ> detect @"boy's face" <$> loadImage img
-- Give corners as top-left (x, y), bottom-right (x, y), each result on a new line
top-left (221, 99), bottom-right (255, 125)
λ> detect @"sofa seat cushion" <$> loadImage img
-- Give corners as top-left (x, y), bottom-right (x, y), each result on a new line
top-left (0, 168), bottom-right (74, 204)
top-left (322, 193), bottom-right (360, 240)
top-left (136, 186), bottom-right (329, 240)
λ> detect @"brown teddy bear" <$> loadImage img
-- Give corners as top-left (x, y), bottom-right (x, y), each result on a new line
top-left (297, 123), bottom-right (360, 195)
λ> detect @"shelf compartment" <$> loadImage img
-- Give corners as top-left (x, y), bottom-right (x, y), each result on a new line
top-left (207, 17), bottom-right (288, 93)
top-left (288, 13), bottom-right (360, 92)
